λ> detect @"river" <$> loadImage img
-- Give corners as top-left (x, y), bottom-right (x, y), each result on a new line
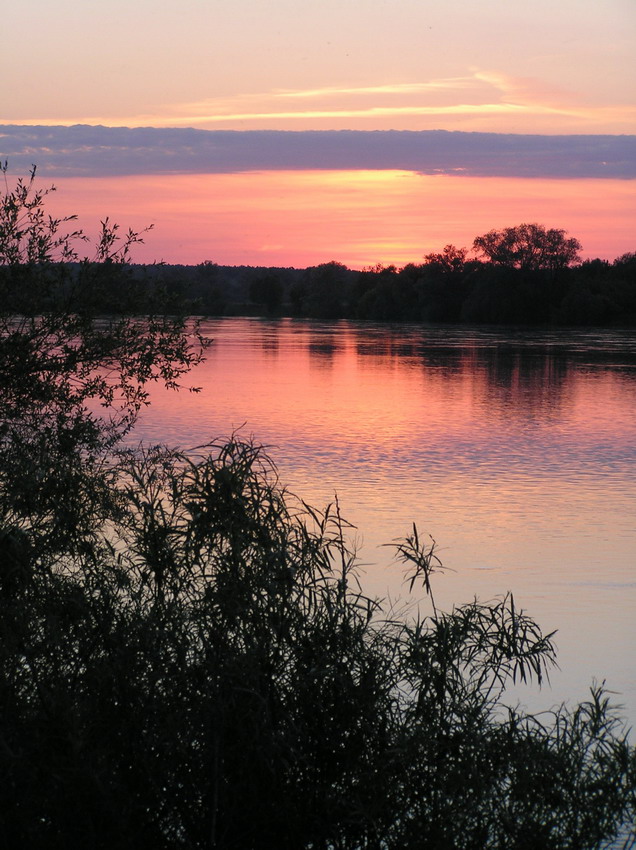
top-left (133, 317), bottom-right (636, 728)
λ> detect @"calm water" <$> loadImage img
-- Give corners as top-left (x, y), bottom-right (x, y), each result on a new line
top-left (134, 318), bottom-right (636, 726)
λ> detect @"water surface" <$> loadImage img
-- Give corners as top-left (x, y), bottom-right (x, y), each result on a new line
top-left (135, 318), bottom-right (636, 725)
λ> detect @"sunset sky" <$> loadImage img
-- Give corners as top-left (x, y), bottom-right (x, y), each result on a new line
top-left (2, 0), bottom-right (635, 267)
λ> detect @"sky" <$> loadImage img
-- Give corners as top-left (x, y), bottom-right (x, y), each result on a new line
top-left (1, 0), bottom-right (635, 267)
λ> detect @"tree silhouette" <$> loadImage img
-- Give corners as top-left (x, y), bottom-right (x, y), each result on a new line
top-left (424, 243), bottom-right (470, 273)
top-left (249, 271), bottom-right (284, 314)
top-left (473, 223), bottom-right (582, 271)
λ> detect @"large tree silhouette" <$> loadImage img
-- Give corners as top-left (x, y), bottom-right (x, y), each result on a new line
top-left (473, 223), bottom-right (582, 271)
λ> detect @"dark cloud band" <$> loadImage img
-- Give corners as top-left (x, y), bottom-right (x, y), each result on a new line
top-left (1, 125), bottom-right (634, 179)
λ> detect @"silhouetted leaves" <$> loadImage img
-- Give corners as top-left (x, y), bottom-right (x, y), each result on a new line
top-left (0, 438), bottom-right (634, 849)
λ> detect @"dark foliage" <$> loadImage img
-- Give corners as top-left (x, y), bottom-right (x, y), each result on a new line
top-left (249, 272), bottom-right (284, 315)
top-left (1, 438), bottom-right (634, 849)
top-left (110, 250), bottom-right (636, 327)
top-left (133, 223), bottom-right (634, 327)
top-left (0, 164), bottom-right (209, 559)
top-left (472, 224), bottom-right (582, 271)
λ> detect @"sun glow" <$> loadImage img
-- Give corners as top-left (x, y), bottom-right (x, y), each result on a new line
top-left (44, 170), bottom-right (635, 268)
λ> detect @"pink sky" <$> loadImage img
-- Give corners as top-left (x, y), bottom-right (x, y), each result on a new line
top-left (1, 0), bottom-right (634, 266)
top-left (44, 171), bottom-right (634, 268)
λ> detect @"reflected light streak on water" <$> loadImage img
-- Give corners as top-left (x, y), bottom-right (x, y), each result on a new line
top-left (133, 318), bottom-right (636, 726)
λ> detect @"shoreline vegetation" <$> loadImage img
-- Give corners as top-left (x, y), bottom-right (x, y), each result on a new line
top-left (4, 250), bottom-right (636, 327)
top-left (2, 435), bottom-right (635, 848)
top-left (148, 250), bottom-right (636, 327)
top-left (1, 166), bottom-right (635, 847)
top-left (5, 249), bottom-right (635, 327)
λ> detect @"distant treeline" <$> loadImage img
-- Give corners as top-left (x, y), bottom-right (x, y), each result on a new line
top-left (94, 244), bottom-right (634, 327)
top-left (3, 252), bottom-right (636, 328)
top-left (3, 255), bottom-right (636, 326)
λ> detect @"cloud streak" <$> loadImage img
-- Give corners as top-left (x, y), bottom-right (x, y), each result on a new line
top-left (4, 71), bottom-right (633, 133)
top-left (1, 125), bottom-right (634, 180)
top-left (274, 79), bottom-right (478, 99)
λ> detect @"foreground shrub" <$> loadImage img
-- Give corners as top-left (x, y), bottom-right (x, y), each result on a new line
top-left (0, 438), bottom-right (633, 849)
top-left (1, 163), bottom-right (208, 563)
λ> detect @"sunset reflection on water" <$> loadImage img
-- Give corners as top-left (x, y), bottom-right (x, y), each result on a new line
top-left (134, 319), bottom-right (636, 723)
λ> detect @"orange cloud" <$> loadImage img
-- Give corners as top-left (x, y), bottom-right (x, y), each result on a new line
top-left (274, 79), bottom-right (479, 98)
top-left (6, 70), bottom-right (634, 133)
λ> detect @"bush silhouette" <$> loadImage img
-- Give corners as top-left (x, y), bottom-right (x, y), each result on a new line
top-left (0, 438), bottom-right (634, 848)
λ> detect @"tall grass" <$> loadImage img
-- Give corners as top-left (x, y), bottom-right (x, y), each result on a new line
top-left (1, 438), bottom-right (633, 849)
